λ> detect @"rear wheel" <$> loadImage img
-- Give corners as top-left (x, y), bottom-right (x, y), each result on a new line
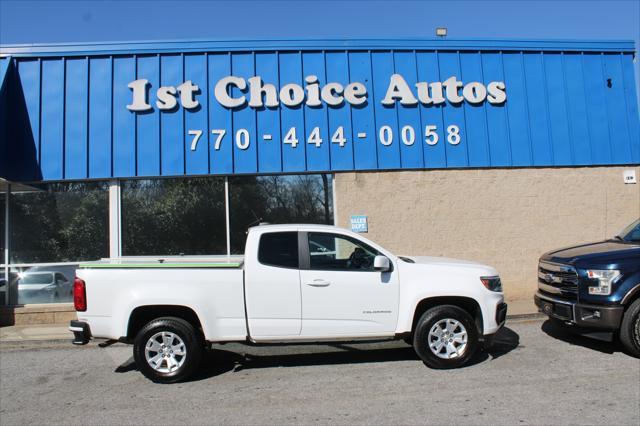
top-left (620, 298), bottom-right (640, 358)
top-left (133, 317), bottom-right (203, 383)
top-left (413, 305), bottom-right (479, 369)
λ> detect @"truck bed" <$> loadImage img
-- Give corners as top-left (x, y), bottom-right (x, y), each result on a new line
top-left (79, 256), bottom-right (244, 269)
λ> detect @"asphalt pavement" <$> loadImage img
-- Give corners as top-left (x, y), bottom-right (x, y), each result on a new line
top-left (0, 318), bottom-right (639, 425)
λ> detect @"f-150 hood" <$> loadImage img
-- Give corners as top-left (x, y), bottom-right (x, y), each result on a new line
top-left (541, 240), bottom-right (640, 267)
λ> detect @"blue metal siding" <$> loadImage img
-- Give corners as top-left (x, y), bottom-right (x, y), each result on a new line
top-left (0, 39), bottom-right (637, 182)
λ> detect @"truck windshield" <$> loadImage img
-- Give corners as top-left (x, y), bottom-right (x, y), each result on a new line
top-left (617, 219), bottom-right (640, 243)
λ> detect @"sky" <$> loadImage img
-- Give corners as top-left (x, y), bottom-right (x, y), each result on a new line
top-left (0, 0), bottom-right (639, 92)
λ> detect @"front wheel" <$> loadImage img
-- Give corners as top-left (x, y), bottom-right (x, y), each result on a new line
top-left (619, 298), bottom-right (640, 358)
top-left (413, 305), bottom-right (479, 369)
top-left (133, 317), bottom-right (203, 383)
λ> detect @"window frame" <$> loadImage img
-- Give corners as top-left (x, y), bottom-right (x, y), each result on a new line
top-left (301, 231), bottom-right (385, 273)
top-left (257, 231), bottom-right (304, 270)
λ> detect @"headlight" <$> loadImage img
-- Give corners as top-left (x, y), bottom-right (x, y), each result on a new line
top-left (480, 276), bottom-right (502, 292)
top-left (586, 269), bottom-right (620, 295)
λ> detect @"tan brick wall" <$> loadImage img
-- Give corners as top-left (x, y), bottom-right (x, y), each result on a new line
top-left (335, 166), bottom-right (640, 303)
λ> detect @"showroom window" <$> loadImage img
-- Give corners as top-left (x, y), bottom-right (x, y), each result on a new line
top-left (10, 182), bottom-right (109, 264)
top-left (8, 182), bottom-right (109, 304)
top-left (121, 177), bottom-right (227, 256)
top-left (1, 174), bottom-right (333, 305)
top-left (229, 174), bottom-right (333, 254)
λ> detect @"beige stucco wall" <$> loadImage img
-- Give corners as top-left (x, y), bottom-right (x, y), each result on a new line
top-left (335, 166), bottom-right (640, 303)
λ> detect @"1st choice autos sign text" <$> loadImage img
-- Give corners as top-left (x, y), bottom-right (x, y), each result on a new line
top-left (126, 74), bottom-right (506, 151)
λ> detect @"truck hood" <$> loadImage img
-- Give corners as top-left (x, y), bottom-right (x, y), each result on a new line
top-left (401, 255), bottom-right (498, 275)
top-left (541, 240), bottom-right (640, 266)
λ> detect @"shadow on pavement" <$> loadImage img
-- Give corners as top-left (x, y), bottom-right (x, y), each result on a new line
top-left (540, 319), bottom-right (626, 355)
top-left (115, 326), bottom-right (521, 382)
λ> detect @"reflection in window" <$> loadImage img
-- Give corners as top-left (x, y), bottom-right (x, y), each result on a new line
top-left (14, 264), bottom-right (76, 305)
top-left (229, 175), bottom-right (333, 254)
top-left (121, 178), bottom-right (226, 256)
top-left (308, 232), bottom-right (378, 271)
top-left (10, 182), bottom-right (109, 263)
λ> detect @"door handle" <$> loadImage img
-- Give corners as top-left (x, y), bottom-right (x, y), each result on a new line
top-left (306, 279), bottom-right (331, 287)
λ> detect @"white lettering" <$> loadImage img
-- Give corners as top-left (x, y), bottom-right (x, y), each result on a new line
top-left (344, 82), bottom-right (367, 105)
top-left (487, 81), bottom-right (507, 104)
top-left (321, 82), bottom-right (344, 106)
top-left (462, 82), bottom-right (487, 104)
top-left (156, 85), bottom-right (177, 110)
top-left (442, 76), bottom-right (464, 104)
top-left (382, 74), bottom-right (418, 106)
top-left (248, 76), bottom-right (278, 108)
top-left (280, 83), bottom-right (305, 107)
top-left (214, 76), bottom-right (247, 108)
top-left (305, 75), bottom-right (321, 107)
top-left (177, 80), bottom-right (200, 109)
top-left (127, 79), bottom-right (152, 111)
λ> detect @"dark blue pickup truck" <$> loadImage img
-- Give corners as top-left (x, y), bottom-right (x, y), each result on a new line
top-left (534, 219), bottom-right (640, 357)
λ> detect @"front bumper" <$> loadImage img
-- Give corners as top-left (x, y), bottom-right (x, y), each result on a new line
top-left (534, 292), bottom-right (623, 330)
top-left (69, 320), bottom-right (91, 345)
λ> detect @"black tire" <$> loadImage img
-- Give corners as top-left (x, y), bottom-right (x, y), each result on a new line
top-left (133, 317), bottom-right (203, 383)
top-left (620, 298), bottom-right (640, 358)
top-left (413, 305), bottom-right (479, 369)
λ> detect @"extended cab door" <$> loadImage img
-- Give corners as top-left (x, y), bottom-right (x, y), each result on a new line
top-left (243, 231), bottom-right (302, 338)
top-left (299, 231), bottom-right (399, 337)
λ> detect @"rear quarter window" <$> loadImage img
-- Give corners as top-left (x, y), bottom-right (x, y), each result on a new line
top-left (258, 232), bottom-right (299, 268)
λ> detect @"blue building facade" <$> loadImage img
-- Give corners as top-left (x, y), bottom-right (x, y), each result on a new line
top-left (1, 39), bottom-right (638, 182)
top-left (0, 38), bottom-right (638, 311)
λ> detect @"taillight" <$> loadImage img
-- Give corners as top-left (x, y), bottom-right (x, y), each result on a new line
top-left (73, 278), bottom-right (87, 311)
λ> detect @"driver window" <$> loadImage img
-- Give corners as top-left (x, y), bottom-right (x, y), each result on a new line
top-left (308, 232), bottom-right (378, 271)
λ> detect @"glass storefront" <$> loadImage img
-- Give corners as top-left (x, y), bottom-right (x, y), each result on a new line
top-left (1, 174), bottom-right (333, 305)
top-left (229, 175), bottom-right (333, 254)
top-left (10, 182), bottom-right (109, 264)
top-left (7, 182), bottom-right (109, 305)
top-left (121, 177), bottom-right (226, 256)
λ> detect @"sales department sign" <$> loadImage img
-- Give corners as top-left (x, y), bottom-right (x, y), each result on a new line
top-left (127, 74), bottom-right (507, 111)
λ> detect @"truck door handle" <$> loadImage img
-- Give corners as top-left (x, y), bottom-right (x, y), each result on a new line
top-left (306, 279), bottom-right (331, 287)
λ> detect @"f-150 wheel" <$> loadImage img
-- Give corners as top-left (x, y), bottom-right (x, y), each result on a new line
top-left (620, 298), bottom-right (640, 358)
top-left (413, 305), bottom-right (479, 369)
top-left (133, 317), bottom-right (203, 383)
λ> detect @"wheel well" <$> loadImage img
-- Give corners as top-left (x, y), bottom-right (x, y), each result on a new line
top-left (411, 296), bottom-right (483, 336)
top-left (127, 305), bottom-right (203, 340)
top-left (622, 283), bottom-right (640, 309)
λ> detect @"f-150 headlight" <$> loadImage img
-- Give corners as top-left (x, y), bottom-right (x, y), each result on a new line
top-left (480, 276), bottom-right (502, 292)
top-left (586, 269), bottom-right (620, 295)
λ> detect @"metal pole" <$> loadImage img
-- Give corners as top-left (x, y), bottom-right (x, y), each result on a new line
top-left (108, 180), bottom-right (121, 259)
top-left (225, 177), bottom-right (231, 258)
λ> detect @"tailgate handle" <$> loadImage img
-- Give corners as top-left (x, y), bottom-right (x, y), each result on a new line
top-left (307, 279), bottom-right (331, 287)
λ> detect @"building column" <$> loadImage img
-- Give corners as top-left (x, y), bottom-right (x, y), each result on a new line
top-left (108, 180), bottom-right (121, 258)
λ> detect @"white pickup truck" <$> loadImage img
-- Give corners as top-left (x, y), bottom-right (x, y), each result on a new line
top-left (70, 224), bottom-right (507, 383)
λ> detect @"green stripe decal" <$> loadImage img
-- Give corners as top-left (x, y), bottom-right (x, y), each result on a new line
top-left (79, 263), bottom-right (242, 269)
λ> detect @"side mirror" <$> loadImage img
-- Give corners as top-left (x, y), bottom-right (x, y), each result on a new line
top-left (374, 255), bottom-right (391, 272)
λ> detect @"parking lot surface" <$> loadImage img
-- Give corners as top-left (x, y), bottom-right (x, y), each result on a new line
top-left (1, 318), bottom-right (639, 425)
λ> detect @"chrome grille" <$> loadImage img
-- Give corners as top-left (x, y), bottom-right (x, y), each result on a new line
top-left (538, 261), bottom-right (578, 300)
